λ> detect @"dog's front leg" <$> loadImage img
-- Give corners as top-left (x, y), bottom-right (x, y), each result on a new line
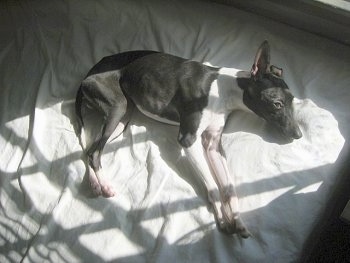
top-left (184, 139), bottom-right (226, 229)
top-left (202, 129), bottom-right (251, 238)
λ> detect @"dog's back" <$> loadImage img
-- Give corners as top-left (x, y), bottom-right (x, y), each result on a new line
top-left (86, 50), bottom-right (159, 77)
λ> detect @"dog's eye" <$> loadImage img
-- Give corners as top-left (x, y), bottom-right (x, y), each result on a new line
top-left (273, 101), bottom-right (283, 109)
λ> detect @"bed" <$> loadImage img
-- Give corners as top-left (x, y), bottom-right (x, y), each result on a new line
top-left (1, 0), bottom-right (349, 262)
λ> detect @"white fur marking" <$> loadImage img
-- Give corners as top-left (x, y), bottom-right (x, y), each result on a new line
top-left (136, 105), bottom-right (180, 126)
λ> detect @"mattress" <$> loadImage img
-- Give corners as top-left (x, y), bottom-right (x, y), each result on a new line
top-left (1, 0), bottom-right (349, 262)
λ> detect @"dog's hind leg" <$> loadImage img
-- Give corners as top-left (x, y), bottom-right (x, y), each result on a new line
top-left (79, 71), bottom-right (132, 197)
top-left (86, 105), bottom-right (128, 197)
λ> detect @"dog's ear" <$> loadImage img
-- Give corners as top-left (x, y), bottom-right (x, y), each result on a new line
top-left (251, 40), bottom-right (270, 78)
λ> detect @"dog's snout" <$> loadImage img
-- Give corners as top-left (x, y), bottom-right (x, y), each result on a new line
top-left (292, 127), bottom-right (302, 140)
top-left (279, 124), bottom-right (302, 140)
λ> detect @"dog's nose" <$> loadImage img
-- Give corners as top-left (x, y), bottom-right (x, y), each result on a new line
top-left (293, 127), bottom-right (302, 139)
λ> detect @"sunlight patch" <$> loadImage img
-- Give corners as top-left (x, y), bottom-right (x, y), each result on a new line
top-left (21, 172), bottom-right (62, 214)
top-left (294, 181), bottom-right (323, 195)
top-left (79, 229), bottom-right (145, 260)
top-left (52, 190), bottom-right (104, 229)
top-left (27, 243), bottom-right (81, 263)
top-left (1, 115), bottom-right (29, 172)
top-left (240, 185), bottom-right (295, 213)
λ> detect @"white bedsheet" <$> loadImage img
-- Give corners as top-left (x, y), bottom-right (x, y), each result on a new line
top-left (0, 0), bottom-right (349, 262)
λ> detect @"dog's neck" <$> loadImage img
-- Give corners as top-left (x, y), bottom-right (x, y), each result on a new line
top-left (213, 67), bottom-right (251, 113)
top-left (218, 67), bottom-right (251, 79)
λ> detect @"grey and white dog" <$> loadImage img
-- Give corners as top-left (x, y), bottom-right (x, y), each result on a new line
top-left (75, 41), bottom-right (302, 238)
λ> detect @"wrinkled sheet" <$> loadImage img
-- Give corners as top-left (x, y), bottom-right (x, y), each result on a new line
top-left (0, 0), bottom-right (349, 262)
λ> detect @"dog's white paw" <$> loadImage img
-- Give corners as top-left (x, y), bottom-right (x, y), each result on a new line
top-left (88, 168), bottom-right (116, 197)
top-left (209, 193), bottom-right (250, 238)
top-left (218, 216), bottom-right (251, 238)
top-left (89, 178), bottom-right (103, 196)
top-left (218, 202), bottom-right (251, 238)
top-left (89, 180), bottom-right (116, 197)
top-left (100, 183), bottom-right (116, 198)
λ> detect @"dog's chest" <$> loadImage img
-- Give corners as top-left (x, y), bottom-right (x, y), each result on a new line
top-left (199, 75), bottom-right (240, 130)
top-left (134, 74), bottom-right (236, 130)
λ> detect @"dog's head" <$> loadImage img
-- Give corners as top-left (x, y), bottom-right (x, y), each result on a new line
top-left (238, 41), bottom-right (302, 140)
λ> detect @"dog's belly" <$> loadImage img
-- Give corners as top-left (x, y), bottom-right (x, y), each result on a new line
top-left (135, 103), bottom-right (180, 126)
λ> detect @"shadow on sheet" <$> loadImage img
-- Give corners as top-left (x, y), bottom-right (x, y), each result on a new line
top-left (0, 99), bottom-right (346, 262)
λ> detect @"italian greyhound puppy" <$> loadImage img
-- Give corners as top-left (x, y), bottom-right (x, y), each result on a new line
top-left (75, 41), bottom-right (302, 238)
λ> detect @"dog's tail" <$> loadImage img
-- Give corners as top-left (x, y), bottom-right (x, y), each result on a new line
top-left (75, 86), bottom-right (87, 150)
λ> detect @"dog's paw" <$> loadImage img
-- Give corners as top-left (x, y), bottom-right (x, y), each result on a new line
top-left (88, 170), bottom-right (103, 196)
top-left (89, 180), bottom-right (116, 198)
top-left (100, 183), bottom-right (116, 198)
top-left (178, 132), bottom-right (197, 148)
top-left (88, 172), bottom-right (115, 197)
top-left (217, 216), bottom-right (251, 238)
top-left (90, 180), bottom-right (103, 196)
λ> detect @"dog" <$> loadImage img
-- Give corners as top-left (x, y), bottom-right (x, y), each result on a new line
top-left (75, 41), bottom-right (302, 238)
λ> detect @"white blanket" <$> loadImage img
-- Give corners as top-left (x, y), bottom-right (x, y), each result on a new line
top-left (1, 0), bottom-right (349, 262)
